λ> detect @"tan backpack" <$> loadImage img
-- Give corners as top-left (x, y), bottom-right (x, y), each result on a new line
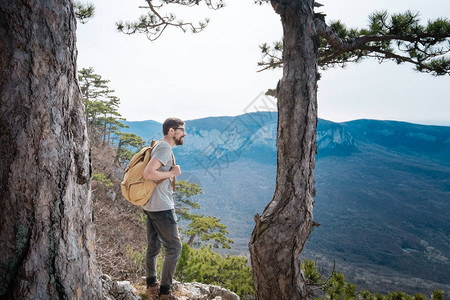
top-left (121, 140), bottom-right (175, 206)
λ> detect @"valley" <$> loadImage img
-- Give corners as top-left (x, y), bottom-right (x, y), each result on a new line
top-left (121, 113), bottom-right (450, 295)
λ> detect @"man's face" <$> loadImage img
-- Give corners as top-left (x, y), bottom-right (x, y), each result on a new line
top-left (173, 126), bottom-right (187, 145)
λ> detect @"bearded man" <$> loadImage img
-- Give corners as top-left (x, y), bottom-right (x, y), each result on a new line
top-left (142, 117), bottom-right (187, 299)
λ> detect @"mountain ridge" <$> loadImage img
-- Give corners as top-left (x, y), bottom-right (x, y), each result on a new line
top-left (120, 112), bottom-right (450, 295)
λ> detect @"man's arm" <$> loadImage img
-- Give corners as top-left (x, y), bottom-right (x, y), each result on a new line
top-left (143, 157), bottom-right (181, 181)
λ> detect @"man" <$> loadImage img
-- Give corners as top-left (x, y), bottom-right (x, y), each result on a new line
top-left (142, 117), bottom-right (187, 299)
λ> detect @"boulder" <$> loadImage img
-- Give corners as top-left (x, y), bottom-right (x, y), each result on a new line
top-left (101, 275), bottom-right (241, 300)
top-left (101, 274), bottom-right (140, 300)
top-left (172, 281), bottom-right (240, 300)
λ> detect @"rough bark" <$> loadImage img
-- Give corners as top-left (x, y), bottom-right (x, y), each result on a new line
top-left (114, 141), bottom-right (123, 163)
top-left (0, 1), bottom-right (101, 299)
top-left (188, 234), bottom-right (195, 247)
top-left (249, 1), bottom-right (318, 299)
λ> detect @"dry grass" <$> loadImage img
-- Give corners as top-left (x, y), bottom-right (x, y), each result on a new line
top-left (91, 142), bottom-right (149, 285)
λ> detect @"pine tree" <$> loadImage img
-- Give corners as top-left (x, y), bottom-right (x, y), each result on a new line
top-left (2, 1), bottom-right (446, 298)
top-left (78, 67), bottom-right (128, 143)
top-left (302, 259), bottom-right (445, 300)
top-left (114, 132), bottom-right (145, 163)
top-left (73, 1), bottom-right (95, 24)
top-left (258, 10), bottom-right (450, 74)
top-left (174, 180), bottom-right (202, 220)
top-left (174, 180), bottom-right (234, 249)
top-left (115, 2), bottom-right (450, 298)
top-left (175, 243), bottom-right (254, 297)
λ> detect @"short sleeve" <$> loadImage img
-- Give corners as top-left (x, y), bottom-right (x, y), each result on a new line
top-left (151, 142), bottom-right (171, 166)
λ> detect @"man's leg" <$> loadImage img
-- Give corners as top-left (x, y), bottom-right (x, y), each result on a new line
top-left (144, 209), bottom-right (162, 288)
top-left (147, 209), bottom-right (182, 295)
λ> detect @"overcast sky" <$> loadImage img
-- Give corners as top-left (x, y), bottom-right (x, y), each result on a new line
top-left (76, 0), bottom-right (450, 125)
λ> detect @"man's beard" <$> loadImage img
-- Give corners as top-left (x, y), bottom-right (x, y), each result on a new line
top-left (175, 136), bottom-right (184, 145)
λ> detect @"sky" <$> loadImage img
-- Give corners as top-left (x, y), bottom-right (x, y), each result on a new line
top-left (76, 0), bottom-right (450, 126)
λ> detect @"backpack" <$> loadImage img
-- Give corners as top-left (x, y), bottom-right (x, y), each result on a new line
top-left (121, 140), bottom-right (172, 206)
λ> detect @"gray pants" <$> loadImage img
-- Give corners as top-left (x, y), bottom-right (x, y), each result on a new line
top-left (144, 209), bottom-right (182, 287)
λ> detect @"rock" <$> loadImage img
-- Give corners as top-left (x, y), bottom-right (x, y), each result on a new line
top-left (172, 281), bottom-right (240, 300)
top-left (112, 164), bottom-right (125, 181)
top-left (107, 190), bottom-right (117, 201)
top-left (101, 275), bottom-right (240, 300)
top-left (101, 274), bottom-right (140, 300)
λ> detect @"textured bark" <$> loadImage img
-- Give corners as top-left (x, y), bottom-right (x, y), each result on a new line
top-left (0, 1), bottom-right (101, 299)
top-left (249, 1), bottom-right (318, 299)
top-left (188, 234), bottom-right (195, 247)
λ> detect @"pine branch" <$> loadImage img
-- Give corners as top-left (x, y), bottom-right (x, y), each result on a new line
top-left (257, 42), bottom-right (283, 72)
top-left (315, 19), bottom-right (449, 53)
top-left (315, 17), bottom-right (450, 75)
top-left (258, 11), bottom-right (450, 76)
top-left (74, 1), bottom-right (95, 24)
top-left (117, 0), bottom-right (224, 41)
top-left (163, 0), bottom-right (225, 10)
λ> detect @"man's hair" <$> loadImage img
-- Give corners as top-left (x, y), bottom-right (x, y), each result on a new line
top-left (163, 118), bottom-right (185, 135)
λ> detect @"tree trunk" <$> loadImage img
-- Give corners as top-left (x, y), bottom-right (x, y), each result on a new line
top-left (107, 123), bottom-right (112, 144)
top-left (114, 141), bottom-right (123, 164)
top-left (102, 114), bottom-right (107, 144)
top-left (0, 1), bottom-right (102, 299)
top-left (249, 1), bottom-right (318, 299)
top-left (188, 234), bottom-right (196, 247)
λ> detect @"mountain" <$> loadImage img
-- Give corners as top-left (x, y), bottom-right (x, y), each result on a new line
top-left (120, 112), bottom-right (450, 295)
top-left (122, 120), bottom-right (161, 142)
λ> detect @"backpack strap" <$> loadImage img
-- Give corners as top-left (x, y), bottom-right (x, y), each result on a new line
top-left (149, 140), bottom-right (164, 186)
top-left (171, 153), bottom-right (176, 192)
top-left (155, 178), bottom-right (165, 185)
top-left (150, 140), bottom-right (176, 192)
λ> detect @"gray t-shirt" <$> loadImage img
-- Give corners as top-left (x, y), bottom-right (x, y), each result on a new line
top-left (142, 140), bottom-right (175, 212)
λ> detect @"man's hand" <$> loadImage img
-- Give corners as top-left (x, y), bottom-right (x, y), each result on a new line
top-left (143, 157), bottom-right (181, 181)
top-left (170, 165), bottom-right (181, 177)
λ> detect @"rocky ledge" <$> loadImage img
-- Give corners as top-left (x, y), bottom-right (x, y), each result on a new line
top-left (101, 274), bottom-right (240, 300)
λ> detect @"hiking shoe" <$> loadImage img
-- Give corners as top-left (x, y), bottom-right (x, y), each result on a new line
top-left (146, 283), bottom-right (159, 300)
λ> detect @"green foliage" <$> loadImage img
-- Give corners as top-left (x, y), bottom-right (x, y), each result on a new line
top-left (175, 243), bottom-right (192, 280)
top-left (325, 272), bottom-right (357, 299)
top-left (116, 0), bottom-right (224, 41)
top-left (320, 11), bottom-right (450, 72)
top-left (78, 67), bottom-right (129, 145)
top-left (79, 67), bottom-right (146, 165)
top-left (116, 132), bottom-right (144, 149)
top-left (302, 260), bottom-right (444, 300)
top-left (302, 259), bottom-right (357, 299)
top-left (74, 1), bottom-right (95, 24)
top-left (302, 259), bottom-right (322, 286)
top-left (92, 173), bottom-right (113, 187)
top-left (432, 290), bottom-right (444, 300)
top-left (184, 215), bottom-right (234, 249)
top-left (125, 245), bottom-right (164, 279)
top-left (119, 147), bottom-right (136, 162)
top-left (258, 11), bottom-right (450, 75)
top-left (175, 243), bottom-right (253, 297)
top-left (174, 180), bottom-right (233, 249)
top-left (137, 211), bottom-right (147, 227)
top-left (114, 132), bottom-right (145, 163)
top-left (174, 180), bottom-right (203, 220)
top-left (127, 242), bottom-right (254, 297)
top-left (125, 245), bottom-right (146, 266)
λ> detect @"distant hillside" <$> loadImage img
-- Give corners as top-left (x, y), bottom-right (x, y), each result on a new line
top-left (122, 120), bottom-right (162, 142)
top-left (121, 112), bottom-right (450, 295)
